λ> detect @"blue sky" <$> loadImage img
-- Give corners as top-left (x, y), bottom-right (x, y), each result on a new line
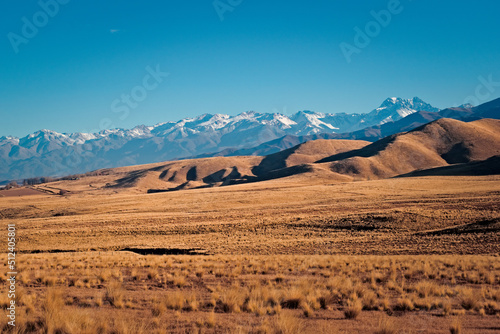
top-left (1, 0), bottom-right (499, 137)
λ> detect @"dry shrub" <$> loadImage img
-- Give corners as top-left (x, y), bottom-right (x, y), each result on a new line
top-left (43, 276), bottom-right (58, 287)
top-left (105, 281), bottom-right (125, 308)
top-left (449, 317), bottom-right (462, 334)
top-left (72, 279), bottom-right (84, 288)
top-left (374, 315), bottom-right (398, 334)
top-left (281, 287), bottom-right (305, 310)
top-left (185, 292), bottom-right (199, 312)
top-left (326, 276), bottom-right (354, 297)
top-left (78, 297), bottom-right (94, 308)
top-left (460, 288), bottom-right (480, 310)
top-left (60, 309), bottom-right (109, 334)
top-left (171, 274), bottom-right (187, 288)
top-left (106, 318), bottom-right (149, 334)
top-left (97, 269), bottom-right (112, 282)
top-left (218, 287), bottom-right (245, 313)
top-left (206, 311), bottom-right (216, 328)
top-left (413, 297), bottom-right (439, 311)
top-left (301, 301), bottom-right (313, 318)
top-left (14, 286), bottom-right (25, 306)
top-left (361, 289), bottom-right (378, 310)
top-left (95, 295), bottom-right (103, 307)
top-left (262, 311), bottom-right (305, 334)
top-left (485, 272), bottom-right (496, 285)
top-left (147, 268), bottom-right (160, 280)
top-left (493, 289), bottom-right (500, 302)
top-left (245, 285), bottom-right (280, 316)
top-left (413, 280), bottom-right (445, 298)
top-left (151, 299), bottom-right (166, 317)
top-left (40, 289), bottom-right (66, 334)
top-left (246, 298), bottom-right (267, 316)
top-left (395, 296), bottom-right (415, 312)
top-left (344, 297), bottom-right (362, 319)
top-left (441, 299), bottom-right (452, 316)
top-left (165, 291), bottom-right (185, 310)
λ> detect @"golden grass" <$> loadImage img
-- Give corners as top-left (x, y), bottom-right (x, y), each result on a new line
top-left (260, 310), bottom-right (305, 334)
top-left (344, 296), bottom-right (363, 319)
top-left (0, 253), bottom-right (499, 332)
top-left (0, 174), bottom-right (499, 332)
top-left (374, 315), bottom-right (398, 334)
top-left (104, 281), bottom-right (125, 308)
top-left (2, 175), bottom-right (499, 257)
top-left (449, 317), bottom-right (462, 334)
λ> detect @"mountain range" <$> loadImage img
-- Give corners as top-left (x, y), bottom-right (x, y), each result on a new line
top-left (104, 117), bottom-right (500, 193)
top-left (1, 97), bottom-right (497, 181)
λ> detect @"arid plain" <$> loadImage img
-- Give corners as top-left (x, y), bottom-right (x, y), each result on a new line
top-left (1, 118), bottom-right (500, 333)
top-left (1, 173), bottom-right (499, 333)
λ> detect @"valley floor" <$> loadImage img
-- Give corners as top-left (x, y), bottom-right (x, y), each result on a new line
top-left (0, 175), bottom-right (499, 333)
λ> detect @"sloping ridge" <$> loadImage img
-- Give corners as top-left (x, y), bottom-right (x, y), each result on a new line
top-left (317, 118), bottom-right (500, 179)
top-left (106, 140), bottom-right (370, 191)
top-left (252, 139), bottom-right (369, 176)
top-left (469, 97), bottom-right (500, 119)
top-left (398, 155), bottom-right (500, 177)
top-left (104, 118), bottom-right (500, 191)
top-left (109, 156), bottom-right (264, 190)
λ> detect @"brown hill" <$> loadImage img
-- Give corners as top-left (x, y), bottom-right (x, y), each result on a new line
top-left (318, 118), bottom-right (500, 179)
top-left (252, 139), bottom-right (369, 176)
top-left (103, 139), bottom-right (367, 191)
top-left (108, 156), bottom-right (264, 191)
top-left (57, 118), bottom-right (500, 192)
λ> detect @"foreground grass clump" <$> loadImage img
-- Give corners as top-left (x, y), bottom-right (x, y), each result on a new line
top-left (374, 315), bottom-right (398, 334)
top-left (449, 317), bottom-right (462, 334)
top-left (344, 296), bottom-right (363, 319)
top-left (104, 281), bottom-right (125, 308)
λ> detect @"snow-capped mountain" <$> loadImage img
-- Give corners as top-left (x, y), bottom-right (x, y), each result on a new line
top-left (364, 97), bottom-right (439, 125)
top-left (0, 97), bottom-right (439, 180)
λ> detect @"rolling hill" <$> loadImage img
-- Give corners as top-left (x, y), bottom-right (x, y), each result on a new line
top-left (68, 117), bottom-right (500, 193)
top-left (317, 118), bottom-right (500, 179)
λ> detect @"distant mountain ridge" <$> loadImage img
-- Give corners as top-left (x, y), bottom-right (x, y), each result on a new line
top-left (0, 97), bottom-right (441, 180)
top-left (200, 98), bottom-right (499, 158)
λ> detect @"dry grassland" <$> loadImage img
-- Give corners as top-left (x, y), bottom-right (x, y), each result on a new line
top-left (1, 254), bottom-right (500, 333)
top-left (0, 174), bottom-right (499, 333)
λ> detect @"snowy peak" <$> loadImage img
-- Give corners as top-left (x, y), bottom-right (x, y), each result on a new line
top-left (20, 129), bottom-right (74, 147)
top-left (369, 97), bottom-right (439, 125)
top-left (290, 110), bottom-right (337, 134)
top-left (378, 97), bottom-right (436, 112)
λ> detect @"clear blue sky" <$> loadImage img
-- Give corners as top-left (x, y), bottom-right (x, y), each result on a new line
top-left (1, 0), bottom-right (499, 137)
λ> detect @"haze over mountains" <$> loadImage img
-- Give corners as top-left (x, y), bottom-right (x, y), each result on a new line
top-left (1, 97), bottom-right (498, 181)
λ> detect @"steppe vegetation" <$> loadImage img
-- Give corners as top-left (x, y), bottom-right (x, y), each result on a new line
top-left (0, 157), bottom-right (499, 332)
top-left (1, 253), bottom-right (500, 333)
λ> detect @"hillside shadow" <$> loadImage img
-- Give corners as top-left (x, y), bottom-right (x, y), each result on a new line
top-left (251, 144), bottom-right (303, 177)
top-left (315, 134), bottom-right (397, 163)
top-left (202, 166), bottom-right (242, 184)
